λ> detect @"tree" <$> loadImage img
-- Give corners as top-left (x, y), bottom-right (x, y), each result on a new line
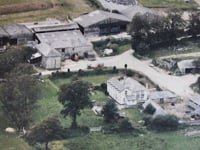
top-left (102, 100), bottom-right (118, 123)
top-left (143, 104), bottom-right (156, 115)
top-left (0, 75), bottom-right (40, 130)
top-left (118, 118), bottom-right (133, 132)
top-left (188, 12), bottom-right (200, 38)
top-left (58, 80), bottom-right (92, 128)
top-left (0, 47), bottom-right (36, 77)
top-left (25, 116), bottom-right (63, 150)
top-left (166, 9), bottom-right (185, 44)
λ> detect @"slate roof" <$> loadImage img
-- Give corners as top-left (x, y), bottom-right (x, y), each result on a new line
top-left (107, 77), bottom-right (147, 92)
top-left (149, 91), bottom-right (176, 100)
top-left (36, 43), bottom-right (61, 57)
top-left (74, 10), bottom-right (130, 28)
top-left (3, 24), bottom-right (33, 38)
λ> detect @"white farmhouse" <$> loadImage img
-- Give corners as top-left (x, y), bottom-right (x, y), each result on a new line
top-left (107, 77), bottom-right (149, 106)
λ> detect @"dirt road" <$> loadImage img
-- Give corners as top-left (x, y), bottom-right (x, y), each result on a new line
top-left (42, 50), bottom-right (199, 98)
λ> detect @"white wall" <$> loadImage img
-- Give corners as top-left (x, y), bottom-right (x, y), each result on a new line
top-left (41, 56), bottom-right (61, 69)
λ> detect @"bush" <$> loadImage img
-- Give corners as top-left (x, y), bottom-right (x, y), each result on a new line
top-left (118, 118), bottom-right (133, 132)
top-left (126, 69), bottom-right (134, 77)
top-left (143, 104), bottom-right (156, 115)
top-left (150, 115), bottom-right (179, 131)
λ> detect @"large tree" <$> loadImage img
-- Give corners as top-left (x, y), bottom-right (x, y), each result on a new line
top-left (25, 115), bottom-right (63, 150)
top-left (0, 47), bottom-right (35, 77)
top-left (0, 75), bottom-right (40, 130)
top-left (102, 100), bottom-right (119, 123)
top-left (188, 11), bottom-right (200, 38)
top-left (58, 80), bottom-right (92, 128)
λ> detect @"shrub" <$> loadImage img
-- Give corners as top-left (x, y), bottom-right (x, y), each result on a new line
top-left (151, 115), bottom-right (179, 131)
top-left (118, 118), bottom-right (133, 132)
top-left (143, 104), bottom-right (156, 115)
top-left (126, 69), bottom-right (134, 77)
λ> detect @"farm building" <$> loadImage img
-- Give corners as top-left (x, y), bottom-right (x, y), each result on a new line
top-left (149, 91), bottom-right (177, 104)
top-left (177, 59), bottom-right (200, 74)
top-left (0, 27), bottom-right (9, 49)
top-left (3, 24), bottom-right (33, 45)
top-left (73, 10), bottom-right (130, 37)
top-left (107, 77), bottom-right (149, 106)
top-left (36, 43), bottom-right (61, 69)
top-left (21, 20), bottom-right (79, 34)
top-left (120, 5), bottom-right (156, 21)
top-left (188, 94), bottom-right (200, 115)
top-left (36, 30), bottom-right (94, 59)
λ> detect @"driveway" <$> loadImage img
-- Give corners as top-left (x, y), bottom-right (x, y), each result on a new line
top-left (42, 50), bottom-right (199, 98)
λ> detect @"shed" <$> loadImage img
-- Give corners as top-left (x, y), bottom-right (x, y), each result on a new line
top-left (177, 59), bottom-right (199, 74)
top-left (74, 10), bottom-right (130, 36)
top-left (36, 43), bottom-right (61, 69)
top-left (3, 24), bottom-right (33, 45)
top-left (188, 94), bottom-right (200, 111)
top-left (149, 91), bottom-right (177, 104)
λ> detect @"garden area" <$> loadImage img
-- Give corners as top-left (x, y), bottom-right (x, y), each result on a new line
top-left (138, 0), bottom-right (198, 8)
top-left (2, 69), bottom-right (200, 149)
top-left (92, 38), bottom-right (131, 57)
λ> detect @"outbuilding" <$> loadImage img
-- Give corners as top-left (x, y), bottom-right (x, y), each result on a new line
top-left (0, 27), bottom-right (9, 49)
top-left (3, 24), bottom-right (33, 45)
top-left (177, 59), bottom-right (200, 74)
top-left (36, 43), bottom-right (61, 69)
top-left (36, 30), bottom-right (94, 59)
top-left (74, 10), bottom-right (130, 37)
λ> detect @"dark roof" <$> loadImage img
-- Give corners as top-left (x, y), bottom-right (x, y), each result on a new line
top-left (3, 24), bottom-right (33, 38)
top-left (74, 10), bottom-right (130, 27)
top-left (0, 27), bottom-right (9, 38)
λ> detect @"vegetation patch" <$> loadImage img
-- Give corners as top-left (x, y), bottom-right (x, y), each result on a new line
top-left (92, 38), bottom-right (131, 57)
top-left (138, 0), bottom-right (198, 8)
top-left (0, 1), bottom-right (53, 15)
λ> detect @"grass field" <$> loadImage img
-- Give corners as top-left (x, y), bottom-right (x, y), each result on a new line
top-left (2, 73), bottom-right (200, 150)
top-left (139, 0), bottom-right (198, 8)
top-left (0, 0), bottom-right (94, 26)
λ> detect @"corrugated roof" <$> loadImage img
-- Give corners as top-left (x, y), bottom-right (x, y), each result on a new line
top-left (36, 43), bottom-right (61, 57)
top-left (36, 30), bottom-right (92, 49)
top-left (3, 24), bottom-right (33, 38)
top-left (121, 5), bottom-right (155, 21)
top-left (177, 59), bottom-right (195, 69)
top-left (150, 91), bottom-right (176, 100)
top-left (74, 10), bottom-right (130, 27)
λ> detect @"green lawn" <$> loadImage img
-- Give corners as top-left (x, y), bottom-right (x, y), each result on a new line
top-left (139, 0), bottom-right (198, 8)
top-left (3, 73), bottom-right (200, 150)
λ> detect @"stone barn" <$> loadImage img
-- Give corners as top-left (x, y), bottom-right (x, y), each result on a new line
top-left (36, 43), bottom-right (61, 70)
top-left (73, 10), bottom-right (130, 37)
top-left (3, 24), bottom-right (33, 45)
